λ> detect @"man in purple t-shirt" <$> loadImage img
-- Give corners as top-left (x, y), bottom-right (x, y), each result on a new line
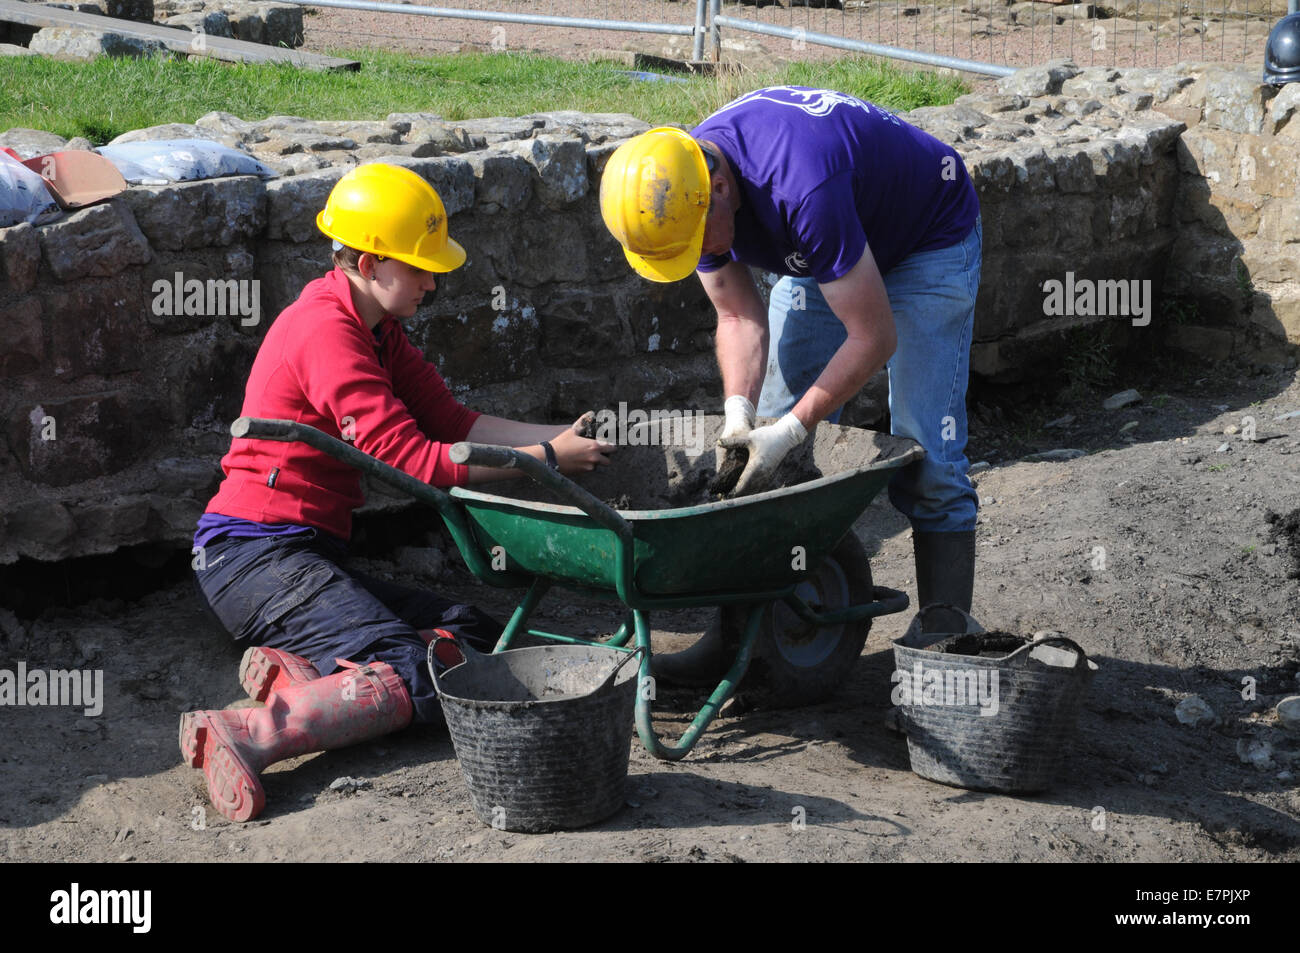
top-left (600, 86), bottom-right (982, 677)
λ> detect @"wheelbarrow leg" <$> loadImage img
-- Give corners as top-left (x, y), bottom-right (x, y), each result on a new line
top-left (605, 610), bottom-right (635, 649)
top-left (493, 578), bottom-right (551, 653)
top-left (634, 603), bottom-right (764, 761)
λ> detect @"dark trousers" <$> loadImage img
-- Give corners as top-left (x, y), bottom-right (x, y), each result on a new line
top-left (193, 530), bottom-right (502, 724)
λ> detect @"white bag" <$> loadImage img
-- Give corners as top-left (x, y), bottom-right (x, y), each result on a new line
top-left (0, 151), bottom-right (62, 227)
top-left (97, 138), bottom-right (278, 184)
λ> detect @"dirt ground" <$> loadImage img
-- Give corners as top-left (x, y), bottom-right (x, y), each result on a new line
top-left (2, 357), bottom-right (1298, 863)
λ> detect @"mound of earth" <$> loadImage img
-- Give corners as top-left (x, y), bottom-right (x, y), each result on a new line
top-left (480, 415), bottom-right (921, 510)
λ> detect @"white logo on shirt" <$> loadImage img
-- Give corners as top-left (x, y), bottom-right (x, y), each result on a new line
top-left (785, 251), bottom-right (809, 273)
top-left (715, 86), bottom-right (899, 124)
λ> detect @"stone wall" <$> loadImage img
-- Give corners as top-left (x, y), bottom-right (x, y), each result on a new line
top-left (2, 63), bottom-right (1298, 564)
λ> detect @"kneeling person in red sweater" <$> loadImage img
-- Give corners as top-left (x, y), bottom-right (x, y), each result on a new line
top-left (181, 163), bottom-right (613, 822)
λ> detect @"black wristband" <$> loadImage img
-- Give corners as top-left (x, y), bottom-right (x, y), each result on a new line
top-left (541, 441), bottom-right (558, 470)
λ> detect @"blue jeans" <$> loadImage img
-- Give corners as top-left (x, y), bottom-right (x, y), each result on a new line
top-left (193, 530), bottom-right (502, 724)
top-left (758, 218), bottom-right (982, 533)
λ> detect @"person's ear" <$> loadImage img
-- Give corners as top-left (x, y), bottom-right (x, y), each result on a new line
top-left (358, 253), bottom-right (378, 281)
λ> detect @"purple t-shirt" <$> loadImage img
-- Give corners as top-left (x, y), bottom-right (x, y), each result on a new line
top-left (693, 87), bottom-right (978, 283)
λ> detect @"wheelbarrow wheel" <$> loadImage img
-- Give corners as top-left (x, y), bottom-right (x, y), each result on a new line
top-left (724, 533), bottom-right (874, 710)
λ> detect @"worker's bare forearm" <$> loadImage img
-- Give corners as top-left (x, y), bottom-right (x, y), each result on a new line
top-left (715, 313), bottom-right (767, 405)
top-left (700, 262), bottom-right (769, 405)
top-left (466, 415), bottom-right (566, 448)
top-left (790, 335), bottom-right (891, 430)
top-left (792, 248), bottom-right (897, 430)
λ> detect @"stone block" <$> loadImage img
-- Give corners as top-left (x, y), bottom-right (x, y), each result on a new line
top-left (453, 117), bottom-right (545, 142)
top-left (409, 300), bottom-right (540, 387)
top-left (4, 501), bottom-right (77, 555)
top-left (167, 333), bottom-right (259, 428)
top-left (538, 292), bottom-right (632, 364)
top-left (46, 275), bottom-right (150, 378)
top-left (1, 297), bottom-right (43, 377)
top-left (1047, 147), bottom-right (1097, 193)
top-left (1002, 143), bottom-right (1056, 191)
top-left (107, 0), bottom-right (153, 20)
top-left (466, 151), bottom-right (534, 213)
top-left (28, 27), bottom-right (167, 59)
top-left (255, 240), bottom-right (330, 318)
top-left (1201, 67), bottom-right (1268, 135)
top-left (257, 3), bottom-right (304, 48)
top-left (510, 214), bottom-right (589, 286)
top-left (385, 156), bottom-right (476, 216)
top-left (10, 392), bottom-right (157, 486)
top-left (121, 177), bottom-right (267, 251)
top-left (1257, 199), bottom-right (1300, 243)
top-left (524, 111), bottom-right (650, 144)
top-left (1241, 138), bottom-right (1297, 199)
top-left (1082, 137), bottom-right (1143, 185)
top-left (1060, 77), bottom-right (1118, 99)
top-left (263, 167), bottom-right (340, 242)
top-left (1250, 296), bottom-right (1300, 343)
top-left (316, 120), bottom-right (402, 145)
top-left (38, 202), bottom-right (151, 280)
top-left (161, 11), bottom-right (233, 37)
top-left (1176, 126), bottom-right (1240, 186)
top-left (504, 136), bottom-right (589, 209)
top-left (0, 128), bottom-right (67, 159)
top-left (1240, 239), bottom-right (1300, 284)
top-left (1270, 82), bottom-right (1300, 134)
top-left (1166, 324), bottom-right (1237, 360)
top-left (75, 497), bottom-right (152, 543)
top-left (144, 247), bottom-right (257, 333)
top-left (1, 221), bottom-right (42, 292)
top-left (108, 123), bottom-right (209, 145)
top-left (996, 59), bottom-right (1081, 98)
top-left (623, 281), bottom-right (716, 355)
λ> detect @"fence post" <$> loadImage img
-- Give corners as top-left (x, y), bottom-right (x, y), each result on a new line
top-left (693, 0), bottom-right (707, 62)
top-left (710, 0), bottom-right (721, 62)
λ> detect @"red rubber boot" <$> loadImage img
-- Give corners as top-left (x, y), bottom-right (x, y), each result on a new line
top-left (239, 646), bottom-right (320, 701)
top-left (179, 659), bottom-right (412, 822)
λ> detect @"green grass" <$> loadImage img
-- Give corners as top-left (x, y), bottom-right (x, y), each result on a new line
top-left (0, 50), bottom-right (967, 144)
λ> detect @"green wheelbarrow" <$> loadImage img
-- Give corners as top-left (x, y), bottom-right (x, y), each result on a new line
top-left (229, 415), bottom-right (922, 760)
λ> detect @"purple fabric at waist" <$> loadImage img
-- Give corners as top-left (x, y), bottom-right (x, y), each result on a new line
top-left (194, 513), bottom-right (320, 551)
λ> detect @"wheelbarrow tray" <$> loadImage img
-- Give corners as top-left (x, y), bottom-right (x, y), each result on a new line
top-left (451, 466), bottom-right (896, 598)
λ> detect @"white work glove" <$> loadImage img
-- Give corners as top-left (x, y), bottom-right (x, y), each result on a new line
top-left (715, 394), bottom-right (756, 470)
top-left (718, 412), bottom-right (808, 496)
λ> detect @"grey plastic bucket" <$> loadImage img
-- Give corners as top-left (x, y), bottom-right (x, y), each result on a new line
top-left (891, 606), bottom-right (1097, 794)
top-left (429, 641), bottom-right (640, 833)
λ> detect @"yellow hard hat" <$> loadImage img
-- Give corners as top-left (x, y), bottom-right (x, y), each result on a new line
top-left (316, 163), bottom-right (466, 273)
top-left (599, 127), bottom-right (711, 283)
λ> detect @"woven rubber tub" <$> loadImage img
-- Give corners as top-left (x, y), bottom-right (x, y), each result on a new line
top-left (892, 607), bottom-right (1098, 794)
top-left (429, 641), bottom-right (640, 833)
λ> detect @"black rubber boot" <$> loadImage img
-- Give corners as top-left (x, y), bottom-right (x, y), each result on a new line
top-left (649, 613), bottom-right (734, 687)
top-left (912, 530), bottom-right (976, 635)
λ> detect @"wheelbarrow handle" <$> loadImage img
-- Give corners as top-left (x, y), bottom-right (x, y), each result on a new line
top-left (451, 441), bottom-right (632, 543)
top-left (230, 416), bottom-right (454, 514)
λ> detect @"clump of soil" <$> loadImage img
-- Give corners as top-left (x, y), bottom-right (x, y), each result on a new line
top-left (927, 632), bottom-right (1030, 657)
top-left (708, 447), bottom-right (749, 497)
top-left (1265, 508), bottom-right (1300, 579)
top-left (503, 414), bottom-right (919, 511)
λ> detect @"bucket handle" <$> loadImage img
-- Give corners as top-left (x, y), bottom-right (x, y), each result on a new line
top-left (426, 634), bottom-right (487, 694)
top-left (595, 645), bottom-right (645, 696)
top-left (1007, 635), bottom-right (1090, 670)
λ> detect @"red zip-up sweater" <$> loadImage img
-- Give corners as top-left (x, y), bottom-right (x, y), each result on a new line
top-left (204, 268), bottom-right (480, 540)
